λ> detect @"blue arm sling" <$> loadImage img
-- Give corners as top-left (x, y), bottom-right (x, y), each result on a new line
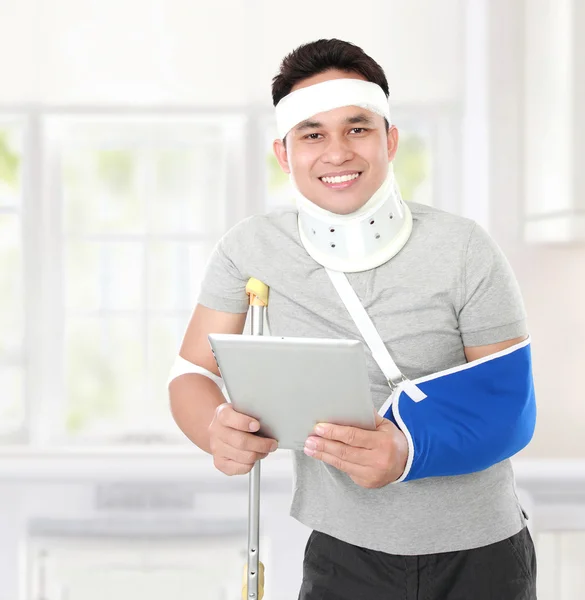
top-left (326, 269), bottom-right (536, 483)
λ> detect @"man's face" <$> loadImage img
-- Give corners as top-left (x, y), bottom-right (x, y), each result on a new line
top-left (273, 69), bottom-right (399, 215)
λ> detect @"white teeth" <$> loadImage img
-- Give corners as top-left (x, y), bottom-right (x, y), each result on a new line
top-left (321, 173), bottom-right (360, 184)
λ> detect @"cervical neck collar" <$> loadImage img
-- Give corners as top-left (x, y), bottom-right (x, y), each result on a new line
top-left (294, 167), bottom-right (413, 273)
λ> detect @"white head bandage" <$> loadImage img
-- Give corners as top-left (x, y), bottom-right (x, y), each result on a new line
top-left (275, 78), bottom-right (391, 139)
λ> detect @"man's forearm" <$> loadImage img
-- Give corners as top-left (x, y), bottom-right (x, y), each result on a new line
top-left (169, 374), bottom-right (226, 454)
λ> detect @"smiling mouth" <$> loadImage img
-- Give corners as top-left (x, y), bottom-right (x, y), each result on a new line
top-left (319, 172), bottom-right (362, 189)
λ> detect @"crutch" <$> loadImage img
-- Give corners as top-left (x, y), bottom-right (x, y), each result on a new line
top-left (242, 277), bottom-right (269, 600)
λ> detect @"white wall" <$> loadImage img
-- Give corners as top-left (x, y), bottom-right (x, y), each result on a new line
top-left (0, 0), bottom-right (465, 106)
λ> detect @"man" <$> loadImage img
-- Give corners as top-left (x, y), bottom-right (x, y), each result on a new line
top-left (168, 39), bottom-right (537, 599)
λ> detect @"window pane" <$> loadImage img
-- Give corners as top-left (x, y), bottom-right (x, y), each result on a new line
top-left (65, 317), bottom-right (144, 438)
top-left (393, 126), bottom-right (434, 206)
top-left (62, 147), bottom-right (144, 234)
top-left (0, 123), bottom-right (22, 206)
top-left (0, 366), bottom-right (24, 435)
top-left (149, 144), bottom-right (227, 234)
top-left (65, 241), bottom-right (143, 311)
top-left (53, 117), bottom-right (243, 444)
top-left (147, 242), bottom-right (214, 311)
top-left (58, 119), bottom-right (235, 236)
top-left (0, 214), bottom-right (23, 356)
top-left (262, 119), bottom-right (295, 213)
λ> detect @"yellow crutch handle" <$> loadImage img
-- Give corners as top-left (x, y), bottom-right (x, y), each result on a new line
top-left (246, 278), bottom-right (269, 307)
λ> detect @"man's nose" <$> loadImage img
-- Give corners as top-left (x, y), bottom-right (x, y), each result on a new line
top-left (321, 135), bottom-right (354, 164)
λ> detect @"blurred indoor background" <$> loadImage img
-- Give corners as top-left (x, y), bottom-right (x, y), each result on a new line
top-left (0, 0), bottom-right (584, 598)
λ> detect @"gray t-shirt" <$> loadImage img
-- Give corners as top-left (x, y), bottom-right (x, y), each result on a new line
top-left (198, 202), bottom-right (529, 555)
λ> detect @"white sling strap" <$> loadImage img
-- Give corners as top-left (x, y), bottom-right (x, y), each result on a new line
top-left (326, 268), bottom-right (427, 402)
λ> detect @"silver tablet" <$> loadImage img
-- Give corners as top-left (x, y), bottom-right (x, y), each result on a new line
top-left (208, 333), bottom-right (376, 451)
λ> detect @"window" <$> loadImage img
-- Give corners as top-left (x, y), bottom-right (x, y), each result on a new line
top-left (38, 115), bottom-right (246, 445)
top-left (0, 116), bottom-right (26, 442)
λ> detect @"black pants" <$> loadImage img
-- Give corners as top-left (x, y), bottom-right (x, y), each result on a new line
top-left (298, 527), bottom-right (537, 600)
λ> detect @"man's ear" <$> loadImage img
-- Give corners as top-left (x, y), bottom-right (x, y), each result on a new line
top-left (273, 138), bottom-right (291, 174)
top-left (386, 126), bottom-right (399, 162)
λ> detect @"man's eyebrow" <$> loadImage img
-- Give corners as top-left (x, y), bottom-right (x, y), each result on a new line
top-left (344, 113), bottom-right (376, 126)
top-left (293, 113), bottom-right (375, 133)
top-left (294, 119), bottom-right (322, 132)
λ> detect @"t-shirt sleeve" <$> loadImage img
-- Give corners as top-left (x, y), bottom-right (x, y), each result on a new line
top-left (457, 222), bottom-right (528, 346)
top-left (197, 229), bottom-right (250, 314)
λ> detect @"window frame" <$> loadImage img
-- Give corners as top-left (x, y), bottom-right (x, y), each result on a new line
top-left (0, 113), bottom-right (31, 443)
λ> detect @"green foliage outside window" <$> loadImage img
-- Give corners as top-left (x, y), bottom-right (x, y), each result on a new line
top-left (393, 133), bottom-right (431, 202)
top-left (97, 150), bottom-right (134, 195)
top-left (0, 131), bottom-right (20, 188)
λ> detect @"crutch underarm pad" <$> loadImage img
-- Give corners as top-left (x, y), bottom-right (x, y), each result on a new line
top-left (385, 342), bottom-right (536, 483)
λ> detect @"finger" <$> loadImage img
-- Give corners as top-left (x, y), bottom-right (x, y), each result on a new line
top-left (222, 428), bottom-right (278, 454)
top-left (305, 436), bottom-right (371, 466)
top-left (304, 447), bottom-right (372, 479)
top-left (314, 423), bottom-right (377, 449)
top-left (216, 439), bottom-right (269, 465)
top-left (217, 403), bottom-right (261, 432)
top-left (213, 456), bottom-right (253, 476)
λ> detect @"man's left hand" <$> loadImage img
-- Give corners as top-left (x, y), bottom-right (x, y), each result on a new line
top-left (303, 413), bottom-right (409, 489)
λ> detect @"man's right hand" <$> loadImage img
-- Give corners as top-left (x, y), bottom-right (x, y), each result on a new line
top-left (208, 403), bottom-right (278, 476)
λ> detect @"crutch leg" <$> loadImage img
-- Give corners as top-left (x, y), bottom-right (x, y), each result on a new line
top-left (242, 277), bottom-right (269, 600)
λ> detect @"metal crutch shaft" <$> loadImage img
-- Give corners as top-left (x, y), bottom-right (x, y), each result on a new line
top-left (242, 278), bottom-right (269, 600)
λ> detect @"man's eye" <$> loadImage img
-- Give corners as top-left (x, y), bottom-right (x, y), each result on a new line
top-left (304, 133), bottom-right (322, 140)
top-left (350, 128), bottom-right (369, 134)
